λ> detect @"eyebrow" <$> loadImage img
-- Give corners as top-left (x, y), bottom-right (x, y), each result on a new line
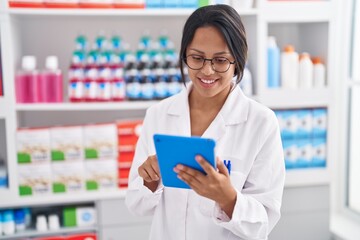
top-left (188, 48), bottom-right (231, 56)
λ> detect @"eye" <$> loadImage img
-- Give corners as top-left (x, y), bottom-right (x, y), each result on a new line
top-left (189, 55), bottom-right (204, 62)
top-left (213, 57), bottom-right (228, 64)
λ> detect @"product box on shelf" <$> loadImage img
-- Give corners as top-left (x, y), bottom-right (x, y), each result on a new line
top-left (17, 128), bottom-right (51, 164)
top-left (113, 0), bottom-right (145, 8)
top-left (43, 0), bottom-right (79, 8)
top-left (83, 123), bottom-right (118, 160)
top-left (8, 0), bottom-right (45, 8)
top-left (18, 164), bottom-right (52, 196)
top-left (63, 206), bottom-right (96, 227)
top-left (84, 159), bottom-right (118, 190)
top-left (52, 161), bottom-right (85, 193)
top-left (50, 126), bottom-right (84, 162)
top-left (117, 119), bottom-right (142, 161)
top-left (67, 233), bottom-right (97, 240)
top-left (118, 167), bottom-right (130, 188)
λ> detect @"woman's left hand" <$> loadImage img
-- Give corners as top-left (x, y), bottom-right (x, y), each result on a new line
top-left (173, 155), bottom-right (237, 218)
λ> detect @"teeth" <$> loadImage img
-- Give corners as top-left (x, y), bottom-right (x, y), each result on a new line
top-left (200, 79), bottom-right (215, 84)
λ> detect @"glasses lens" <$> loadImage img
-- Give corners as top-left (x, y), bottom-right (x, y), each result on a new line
top-left (186, 55), bottom-right (204, 70)
top-left (212, 57), bottom-right (230, 73)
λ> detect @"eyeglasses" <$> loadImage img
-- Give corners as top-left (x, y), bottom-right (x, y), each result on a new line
top-left (184, 54), bottom-right (236, 73)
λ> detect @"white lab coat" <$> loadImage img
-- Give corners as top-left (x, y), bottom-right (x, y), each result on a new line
top-left (125, 84), bottom-right (285, 240)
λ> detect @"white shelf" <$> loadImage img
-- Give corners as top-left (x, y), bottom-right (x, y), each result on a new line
top-left (0, 226), bottom-right (96, 240)
top-left (258, 88), bottom-right (330, 109)
top-left (15, 101), bottom-right (157, 111)
top-left (0, 188), bottom-right (126, 208)
top-left (285, 168), bottom-right (330, 187)
top-left (7, 7), bottom-right (258, 17)
top-left (261, 1), bottom-right (333, 23)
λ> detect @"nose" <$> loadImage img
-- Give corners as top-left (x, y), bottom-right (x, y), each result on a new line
top-left (201, 59), bottom-right (215, 75)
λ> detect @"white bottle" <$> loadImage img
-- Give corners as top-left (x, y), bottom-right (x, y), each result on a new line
top-left (240, 65), bottom-right (253, 96)
top-left (281, 45), bottom-right (299, 89)
top-left (298, 52), bottom-right (313, 88)
top-left (0, 211), bottom-right (3, 235)
top-left (312, 57), bottom-right (326, 87)
top-left (2, 210), bottom-right (15, 236)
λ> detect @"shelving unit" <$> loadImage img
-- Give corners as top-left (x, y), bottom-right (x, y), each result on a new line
top-left (0, 226), bottom-right (97, 240)
top-left (0, 1), bottom-right (339, 239)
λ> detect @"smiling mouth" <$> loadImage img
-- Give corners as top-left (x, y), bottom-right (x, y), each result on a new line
top-left (200, 78), bottom-right (216, 84)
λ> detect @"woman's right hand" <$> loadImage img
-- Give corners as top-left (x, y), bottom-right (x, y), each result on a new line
top-left (138, 155), bottom-right (161, 192)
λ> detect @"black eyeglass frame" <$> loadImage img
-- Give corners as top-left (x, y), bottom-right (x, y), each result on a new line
top-left (183, 55), bottom-right (236, 73)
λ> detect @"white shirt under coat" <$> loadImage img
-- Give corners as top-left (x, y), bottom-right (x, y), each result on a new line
top-left (125, 84), bottom-right (285, 240)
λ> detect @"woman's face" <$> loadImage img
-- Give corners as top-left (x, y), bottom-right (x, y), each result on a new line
top-left (186, 26), bottom-right (235, 99)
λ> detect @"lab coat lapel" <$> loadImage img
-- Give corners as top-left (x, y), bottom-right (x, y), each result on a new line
top-left (166, 86), bottom-right (192, 136)
top-left (202, 86), bottom-right (249, 141)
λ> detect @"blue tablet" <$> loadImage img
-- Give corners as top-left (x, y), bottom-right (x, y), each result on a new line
top-left (153, 134), bottom-right (216, 189)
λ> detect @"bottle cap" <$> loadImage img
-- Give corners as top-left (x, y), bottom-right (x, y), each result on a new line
top-left (312, 56), bottom-right (323, 64)
top-left (45, 56), bottom-right (59, 70)
top-left (48, 214), bottom-right (60, 230)
top-left (283, 45), bottom-right (295, 53)
top-left (268, 36), bottom-right (277, 48)
top-left (36, 215), bottom-right (48, 232)
top-left (22, 56), bottom-right (36, 71)
top-left (299, 52), bottom-right (311, 60)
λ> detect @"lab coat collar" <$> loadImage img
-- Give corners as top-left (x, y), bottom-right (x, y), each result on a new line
top-left (167, 83), bottom-right (249, 139)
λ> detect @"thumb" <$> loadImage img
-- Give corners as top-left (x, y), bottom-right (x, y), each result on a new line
top-left (216, 157), bottom-right (229, 177)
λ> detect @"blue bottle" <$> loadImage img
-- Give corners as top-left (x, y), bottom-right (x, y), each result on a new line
top-left (267, 36), bottom-right (280, 88)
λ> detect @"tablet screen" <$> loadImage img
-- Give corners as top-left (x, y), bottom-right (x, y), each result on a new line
top-left (153, 134), bottom-right (216, 189)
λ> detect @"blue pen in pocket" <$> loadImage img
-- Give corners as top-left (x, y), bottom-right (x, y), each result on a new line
top-left (223, 160), bottom-right (231, 175)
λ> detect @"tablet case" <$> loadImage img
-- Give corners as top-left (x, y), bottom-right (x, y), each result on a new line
top-left (153, 134), bottom-right (216, 189)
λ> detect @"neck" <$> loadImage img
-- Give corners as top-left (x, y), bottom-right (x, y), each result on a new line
top-left (189, 84), bottom-right (232, 112)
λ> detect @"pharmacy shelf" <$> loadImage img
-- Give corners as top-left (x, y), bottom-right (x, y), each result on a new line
top-left (15, 101), bottom-right (158, 111)
top-left (0, 226), bottom-right (96, 240)
top-left (258, 88), bottom-right (330, 109)
top-left (7, 7), bottom-right (258, 17)
top-left (261, 1), bottom-right (334, 23)
top-left (0, 188), bottom-right (126, 208)
top-left (284, 168), bottom-right (330, 188)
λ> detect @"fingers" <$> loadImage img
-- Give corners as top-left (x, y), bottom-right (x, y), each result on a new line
top-left (216, 157), bottom-right (229, 177)
top-left (174, 164), bottom-right (202, 186)
top-left (195, 155), bottom-right (217, 175)
top-left (138, 155), bottom-right (160, 182)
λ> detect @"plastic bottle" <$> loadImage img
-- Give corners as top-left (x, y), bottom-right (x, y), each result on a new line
top-left (167, 67), bottom-right (182, 97)
top-left (125, 69), bottom-right (141, 101)
top-left (40, 56), bottom-right (63, 103)
top-left (14, 209), bottom-right (26, 232)
top-left (23, 208), bottom-right (31, 228)
top-left (281, 45), bottom-right (299, 89)
top-left (267, 36), bottom-right (280, 88)
top-left (35, 215), bottom-right (47, 232)
top-left (153, 68), bottom-right (168, 99)
top-left (298, 52), bottom-right (313, 88)
top-left (312, 57), bottom-right (326, 87)
top-left (97, 67), bottom-right (112, 102)
top-left (0, 163), bottom-right (7, 189)
top-left (0, 211), bottom-right (2, 235)
top-left (83, 68), bottom-right (98, 102)
top-left (139, 68), bottom-right (154, 100)
top-left (2, 210), bottom-right (15, 236)
top-left (240, 64), bottom-right (253, 96)
top-left (15, 56), bottom-right (40, 103)
top-left (111, 68), bottom-right (126, 101)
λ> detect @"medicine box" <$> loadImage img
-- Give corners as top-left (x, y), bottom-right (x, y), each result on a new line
top-left (52, 161), bottom-right (84, 193)
top-left (50, 126), bottom-right (84, 162)
top-left (83, 123), bottom-right (118, 160)
top-left (17, 128), bottom-right (51, 164)
top-left (18, 164), bottom-right (52, 196)
top-left (84, 159), bottom-right (118, 191)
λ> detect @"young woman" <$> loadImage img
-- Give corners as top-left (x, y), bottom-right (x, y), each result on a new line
top-left (126, 4), bottom-right (285, 239)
